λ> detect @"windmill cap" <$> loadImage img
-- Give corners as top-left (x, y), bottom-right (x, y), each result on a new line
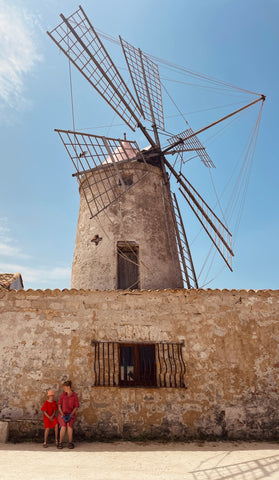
top-left (47, 390), bottom-right (55, 397)
top-left (103, 141), bottom-right (137, 164)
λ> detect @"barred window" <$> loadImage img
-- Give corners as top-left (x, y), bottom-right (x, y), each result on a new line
top-left (91, 341), bottom-right (187, 388)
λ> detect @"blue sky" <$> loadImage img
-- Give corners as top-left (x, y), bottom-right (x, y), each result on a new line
top-left (0, 0), bottom-right (278, 290)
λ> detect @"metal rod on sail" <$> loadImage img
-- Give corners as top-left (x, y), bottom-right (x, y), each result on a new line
top-left (62, 14), bottom-right (129, 115)
top-left (164, 157), bottom-right (234, 270)
top-left (52, 8), bottom-right (156, 147)
top-left (137, 48), bottom-right (161, 147)
top-left (172, 192), bottom-right (198, 289)
top-left (162, 95), bottom-right (266, 155)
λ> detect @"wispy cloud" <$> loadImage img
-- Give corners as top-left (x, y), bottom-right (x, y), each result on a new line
top-left (0, 218), bottom-right (71, 289)
top-left (0, 261), bottom-right (71, 284)
top-left (0, 243), bottom-right (30, 259)
top-left (0, 218), bottom-right (30, 259)
top-left (0, 1), bottom-right (42, 123)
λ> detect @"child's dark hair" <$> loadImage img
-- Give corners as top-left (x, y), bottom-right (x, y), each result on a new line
top-left (63, 380), bottom-right (72, 388)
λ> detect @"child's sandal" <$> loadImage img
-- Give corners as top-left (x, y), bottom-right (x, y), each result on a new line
top-left (57, 442), bottom-right (63, 449)
top-left (68, 442), bottom-right (74, 449)
top-left (43, 443), bottom-right (47, 448)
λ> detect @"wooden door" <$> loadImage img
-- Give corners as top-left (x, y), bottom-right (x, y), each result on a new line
top-left (117, 245), bottom-right (139, 290)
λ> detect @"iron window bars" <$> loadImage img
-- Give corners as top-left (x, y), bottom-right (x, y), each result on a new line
top-left (91, 341), bottom-right (187, 388)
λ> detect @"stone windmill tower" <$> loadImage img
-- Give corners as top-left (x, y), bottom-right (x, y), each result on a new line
top-left (70, 138), bottom-right (183, 290)
top-left (48, 7), bottom-right (264, 291)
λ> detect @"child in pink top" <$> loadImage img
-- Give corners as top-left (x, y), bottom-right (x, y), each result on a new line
top-left (57, 380), bottom-right (79, 449)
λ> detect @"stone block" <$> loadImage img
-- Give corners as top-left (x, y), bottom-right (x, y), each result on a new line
top-left (0, 422), bottom-right (8, 443)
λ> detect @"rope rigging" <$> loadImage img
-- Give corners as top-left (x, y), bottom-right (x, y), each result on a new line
top-left (197, 102), bottom-right (264, 287)
top-left (96, 28), bottom-right (261, 98)
top-left (148, 54), bottom-right (261, 97)
top-left (160, 82), bottom-right (263, 288)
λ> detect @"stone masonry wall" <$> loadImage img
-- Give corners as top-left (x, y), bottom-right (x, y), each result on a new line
top-left (0, 288), bottom-right (278, 441)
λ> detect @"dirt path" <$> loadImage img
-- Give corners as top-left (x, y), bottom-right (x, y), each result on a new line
top-left (1, 441), bottom-right (278, 480)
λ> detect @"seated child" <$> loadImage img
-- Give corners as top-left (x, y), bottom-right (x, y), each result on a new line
top-left (41, 389), bottom-right (58, 447)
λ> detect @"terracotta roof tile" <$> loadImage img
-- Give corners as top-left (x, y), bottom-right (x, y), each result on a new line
top-left (0, 273), bottom-right (24, 290)
top-left (0, 287), bottom-right (278, 295)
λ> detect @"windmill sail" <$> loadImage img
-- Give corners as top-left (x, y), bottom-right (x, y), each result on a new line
top-left (47, 6), bottom-right (143, 131)
top-left (56, 129), bottom-right (149, 218)
top-left (167, 127), bottom-right (215, 168)
top-left (171, 192), bottom-right (198, 288)
top-left (164, 158), bottom-right (233, 270)
top-left (120, 37), bottom-right (165, 131)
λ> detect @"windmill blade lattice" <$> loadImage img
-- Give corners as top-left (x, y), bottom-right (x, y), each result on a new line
top-left (47, 6), bottom-right (143, 131)
top-left (170, 191), bottom-right (198, 288)
top-left (164, 159), bottom-right (233, 270)
top-left (120, 37), bottom-right (165, 131)
top-left (159, 167), bottom-right (198, 289)
top-left (56, 129), bottom-right (149, 218)
top-left (167, 127), bottom-right (215, 168)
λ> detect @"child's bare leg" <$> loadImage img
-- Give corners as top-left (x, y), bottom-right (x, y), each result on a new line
top-left (44, 428), bottom-right (49, 445)
top-left (67, 426), bottom-right (73, 443)
top-left (54, 424), bottom-right (58, 442)
top-left (59, 426), bottom-right (66, 443)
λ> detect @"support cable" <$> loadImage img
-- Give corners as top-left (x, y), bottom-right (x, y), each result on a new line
top-left (198, 103), bottom-right (263, 286)
top-left (151, 57), bottom-right (261, 97)
top-left (68, 60), bottom-right (76, 132)
top-left (161, 77), bottom-right (257, 96)
top-left (161, 82), bottom-right (189, 125)
top-left (67, 26), bottom-right (76, 132)
top-left (230, 103), bottom-right (264, 244)
top-left (96, 28), bottom-right (261, 97)
top-left (225, 104), bottom-right (263, 226)
top-left (165, 99), bottom-right (251, 120)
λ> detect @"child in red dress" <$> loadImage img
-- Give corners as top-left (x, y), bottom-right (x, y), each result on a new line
top-left (41, 389), bottom-right (58, 447)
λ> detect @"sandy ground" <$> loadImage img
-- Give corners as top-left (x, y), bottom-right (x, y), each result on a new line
top-left (0, 441), bottom-right (278, 480)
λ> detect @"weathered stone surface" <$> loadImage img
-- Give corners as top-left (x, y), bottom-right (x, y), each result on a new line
top-left (0, 422), bottom-right (8, 443)
top-left (71, 162), bottom-right (183, 290)
top-left (0, 288), bottom-right (278, 441)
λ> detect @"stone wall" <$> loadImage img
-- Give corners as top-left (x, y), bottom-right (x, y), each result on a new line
top-left (0, 288), bottom-right (278, 441)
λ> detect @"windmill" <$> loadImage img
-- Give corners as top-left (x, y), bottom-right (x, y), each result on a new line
top-left (47, 5), bottom-right (265, 291)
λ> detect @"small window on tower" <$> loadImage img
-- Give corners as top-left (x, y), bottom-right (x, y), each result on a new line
top-left (119, 174), bottom-right (133, 186)
top-left (117, 243), bottom-right (139, 290)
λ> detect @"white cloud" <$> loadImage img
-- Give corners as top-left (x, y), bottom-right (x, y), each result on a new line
top-left (0, 219), bottom-right (29, 259)
top-left (0, 225), bottom-right (11, 244)
top-left (0, 1), bottom-right (42, 121)
top-left (0, 218), bottom-right (71, 289)
top-left (0, 242), bottom-right (30, 259)
top-left (0, 261), bottom-right (71, 287)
